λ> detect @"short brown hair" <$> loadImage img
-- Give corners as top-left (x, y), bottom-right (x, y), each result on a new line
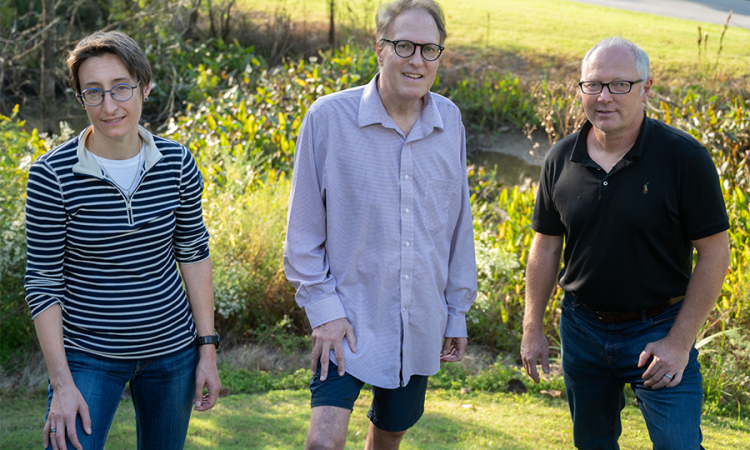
top-left (67, 31), bottom-right (151, 94)
top-left (376, 0), bottom-right (447, 45)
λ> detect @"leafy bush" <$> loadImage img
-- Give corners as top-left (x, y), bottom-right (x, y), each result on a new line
top-left (444, 72), bottom-right (537, 131)
top-left (164, 44), bottom-right (379, 173)
top-left (219, 366), bottom-right (311, 394)
top-left (205, 169), bottom-right (303, 339)
top-left (430, 361), bottom-right (565, 395)
top-left (0, 107), bottom-right (50, 363)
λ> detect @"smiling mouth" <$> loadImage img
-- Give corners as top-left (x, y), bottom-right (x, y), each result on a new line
top-left (102, 117), bottom-right (125, 124)
top-left (403, 73), bottom-right (423, 79)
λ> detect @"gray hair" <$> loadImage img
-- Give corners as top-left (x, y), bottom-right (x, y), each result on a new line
top-left (376, 0), bottom-right (447, 45)
top-left (581, 37), bottom-right (650, 85)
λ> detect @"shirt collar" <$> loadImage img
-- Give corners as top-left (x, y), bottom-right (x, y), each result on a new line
top-left (570, 111), bottom-right (649, 165)
top-left (357, 73), bottom-right (444, 139)
top-left (73, 125), bottom-right (163, 177)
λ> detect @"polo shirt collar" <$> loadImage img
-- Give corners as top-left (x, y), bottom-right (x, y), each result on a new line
top-left (73, 125), bottom-right (163, 177)
top-left (570, 111), bottom-right (650, 165)
top-left (357, 73), bottom-right (444, 139)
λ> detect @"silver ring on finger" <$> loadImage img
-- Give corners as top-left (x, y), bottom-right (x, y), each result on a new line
top-left (50, 428), bottom-right (57, 433)
top-left (664, 373), bottom-right (673, 380)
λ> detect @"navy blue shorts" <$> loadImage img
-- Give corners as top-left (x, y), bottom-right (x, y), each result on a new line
top-left (309, 361), bottom-right (428, 433)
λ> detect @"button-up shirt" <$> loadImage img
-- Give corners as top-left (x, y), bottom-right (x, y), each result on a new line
top-left (284, 74), bottom-right (477, 388)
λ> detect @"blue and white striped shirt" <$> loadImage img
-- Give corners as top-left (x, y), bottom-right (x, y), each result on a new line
top-left (25, 126), bottom-right (210, 359)
top-left (284, 75), bottom-right (478, 388)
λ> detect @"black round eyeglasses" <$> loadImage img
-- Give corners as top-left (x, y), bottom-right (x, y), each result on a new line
top-left (380, 39), bottom-right (444, 62)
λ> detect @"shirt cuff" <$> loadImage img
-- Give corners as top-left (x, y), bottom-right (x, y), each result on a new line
top-left (444, 314), bottom-right (468, 338)
top-left (304, 295), bottom-right (348, 329)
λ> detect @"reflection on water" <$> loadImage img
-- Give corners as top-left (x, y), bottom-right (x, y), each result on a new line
top-left (469, 151), bottom-right (541, 187)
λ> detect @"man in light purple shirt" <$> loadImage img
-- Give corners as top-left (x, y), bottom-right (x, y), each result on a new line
top-left (284, 1), bottom-right (477, 448)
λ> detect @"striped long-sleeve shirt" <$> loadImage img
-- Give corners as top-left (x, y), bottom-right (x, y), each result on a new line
top-left (24, 126), bottom-right (210, 359)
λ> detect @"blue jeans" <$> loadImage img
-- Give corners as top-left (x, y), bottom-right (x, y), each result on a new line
top-left (45, 344), bottom-right (198, 450)
top-left (560, 292), bottom-right (704, 450)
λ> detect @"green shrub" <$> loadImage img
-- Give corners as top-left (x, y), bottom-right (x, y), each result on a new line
top-left (430, 361), bottom-right (565, 395)
top-left (444, 72), bottom-right (537, 131)
top-left (0, 107), bottom-right (51, 365)
top-left (164, 44), bottom-right (379, 174)
top-left (219, 366), bottom-right (311, 394)
top-left (204, 169), bottom-right (305, 339)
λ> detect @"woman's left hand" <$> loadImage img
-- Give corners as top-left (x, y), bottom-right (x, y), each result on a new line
top-left (193, 346), bottom-right (221, 411)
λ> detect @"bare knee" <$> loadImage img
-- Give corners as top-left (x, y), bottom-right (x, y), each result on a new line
top-left (306, 435), bottom-right (346, 450)
top-left (306, 406), bottom-right (351, 450)
top-left (306, 427), bottom-right (347, 450)
top-left (366, 422), bottom-right (407, 449)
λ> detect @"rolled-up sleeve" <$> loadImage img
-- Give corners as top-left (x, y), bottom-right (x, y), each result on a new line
top-left (174, 147), bottom-right (210, 263)
top-left (444, 121), bottom-right (478, 337)
top-left (24, 162), bottom-right (67, 318)
top-left (283, 111), bottom-right (347, 328)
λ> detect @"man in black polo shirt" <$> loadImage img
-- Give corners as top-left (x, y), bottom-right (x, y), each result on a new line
top-left (520, 37), bottom-right (730, 450)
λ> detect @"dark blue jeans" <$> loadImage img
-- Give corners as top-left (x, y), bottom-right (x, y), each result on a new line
top-left (45, 344), bottom-right (198, 450)
top-left (560, 292), bottom-right (703, 450)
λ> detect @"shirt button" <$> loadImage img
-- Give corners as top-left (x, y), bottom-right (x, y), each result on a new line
top-left (404, 274), bottom-right (409, 280)
top-left (405, 208), bottom-right (409, 213)
top-left (404, 175), bottom-right (409, 180)
top-left (603, 181), bottom-right (609, 186)
top-left (405, 241), bottom-right (410, 247)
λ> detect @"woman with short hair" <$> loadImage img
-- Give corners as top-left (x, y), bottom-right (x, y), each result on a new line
top-left (25, 30), bottom-right (221, 450)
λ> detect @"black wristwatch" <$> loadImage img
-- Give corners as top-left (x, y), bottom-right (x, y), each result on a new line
top-left (197, 332), bottom-right (220, 349)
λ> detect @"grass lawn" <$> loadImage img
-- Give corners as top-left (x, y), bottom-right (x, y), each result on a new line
top-left (3, 389), bottom-right (748, 449)
top-left (238, 0), bottom-right (750, 78)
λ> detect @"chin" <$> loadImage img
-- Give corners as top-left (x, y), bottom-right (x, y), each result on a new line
top-left (400, 86), bottom-right (430, 101)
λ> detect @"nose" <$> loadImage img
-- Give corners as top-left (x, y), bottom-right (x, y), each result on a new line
top-left (409, 47), bottom-right (425, 66)
top-left (101, 91), bottom-right (119, 113)
top-left (597, 87), bottom-right (614, 102)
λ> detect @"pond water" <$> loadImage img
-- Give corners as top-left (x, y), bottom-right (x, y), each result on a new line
top-left (468, 151), bottom-right (541, 187)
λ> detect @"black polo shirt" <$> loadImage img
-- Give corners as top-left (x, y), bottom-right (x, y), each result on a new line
top-left (531, 114), bottom-right (729, 312)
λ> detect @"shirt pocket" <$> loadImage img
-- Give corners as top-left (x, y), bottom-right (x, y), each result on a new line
top-left (423, 178), bottom-right (455, 232)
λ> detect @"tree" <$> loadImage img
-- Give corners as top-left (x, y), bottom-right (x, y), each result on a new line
top-left (40, 0), bottom-right (56, 134)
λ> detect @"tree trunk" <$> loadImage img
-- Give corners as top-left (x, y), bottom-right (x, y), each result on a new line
top-left (208, 0), bottom-right (216, 38)
top-left (40, 0), bottom-right (55, 134)
top-left (328, 0), bottom-right (335, 49)
top-left (187, 0), bottom-right (202, 38)
top-left (221, 0), bottom-right (235, 41)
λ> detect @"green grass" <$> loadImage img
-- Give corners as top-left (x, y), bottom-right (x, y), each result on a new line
top-left (3, 389), bottom-right (749, 449)
top-left (238, 0), bottom-right (750, 78)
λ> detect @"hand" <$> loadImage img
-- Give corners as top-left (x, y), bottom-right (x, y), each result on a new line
top-left (44, 382), bottom-right (91, 450)
top-left (638, 335), bottom-right (690, 389)
top-left (194, 347), bottom-right (221, 411)
top-left (440, 337), bottom-right (467, 363)
top-left (521, 330), bottom-right (550, 384)
top-left (311, 317), bottom-right (357, 381)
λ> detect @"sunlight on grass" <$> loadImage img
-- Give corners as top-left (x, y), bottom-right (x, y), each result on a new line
top-left (238, 0), bottom-right (750, 77)
top-left (6, 389), bottom-right (745, 449)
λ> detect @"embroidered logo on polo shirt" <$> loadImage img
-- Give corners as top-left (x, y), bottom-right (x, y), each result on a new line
top-left (642, 183), bottom-right (649, 194)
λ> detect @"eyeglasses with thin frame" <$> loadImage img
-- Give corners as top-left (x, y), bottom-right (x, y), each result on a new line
top-left (578, 79), bottom-right (643, 95)
top-left (380, 39), bottom-right (445, 61)
top-left (77, 80), bottom-right (142, 106)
